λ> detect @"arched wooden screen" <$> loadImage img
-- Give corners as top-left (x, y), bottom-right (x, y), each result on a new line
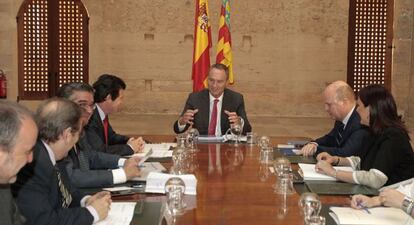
top-left (347, 0), bottom-right (393, 93)
top-left (17, 0), bottom-right (89, 100)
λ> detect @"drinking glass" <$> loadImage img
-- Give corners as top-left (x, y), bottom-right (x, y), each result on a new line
top-left (298, 192), bottom-right (322, 224)
top-left (260, 146), bottom-right (274, 164)
top-left (246, 132), bottom-right (256, 145)
top-left (274, 173), bottom-right (295, 195)
top-left (165, 177), bottom-right (187, 216)
top-left (258, 136), bottom-right (270, 149)
top-left (306, 216), bottom-right (326, 225)
top-left (231, 124), bottom-right (242, 146)
top-left (258, 163), bottom-right (270, 182)
top-left (186, 128), bottom-right (199, 152)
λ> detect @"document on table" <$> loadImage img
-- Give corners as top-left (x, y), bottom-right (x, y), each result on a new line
top-left (298, 163), bottom-right (354, 181)
top-left (145, 172), bottom-right (197, 195)
top-left (329, 206), bottom-right (414, 225)
top-left (131, 143), bottom-right (175, 158)
top-left (95, 202), bottom-right (137, 225)
top-left (132, 162), bottom-right (166, 181)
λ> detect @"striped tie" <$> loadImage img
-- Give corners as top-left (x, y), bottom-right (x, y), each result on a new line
top-left (55, 167), bottom-right (72, 208)
top-left (336, 123), bottom-right (345, 146)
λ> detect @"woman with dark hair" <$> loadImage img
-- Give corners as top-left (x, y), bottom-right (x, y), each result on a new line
top-left (315, 84), bottom-right (414, 189)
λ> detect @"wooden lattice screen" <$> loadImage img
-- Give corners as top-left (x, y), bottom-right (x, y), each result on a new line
top-left (17, 0), bottom-right (89, 100)
top-left (347, 0), bottom-right (394, 92)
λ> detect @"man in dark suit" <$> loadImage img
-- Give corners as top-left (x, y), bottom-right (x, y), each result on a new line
top-left (300, 80), bottom-right (369, 157)
top-left (174, 63), bottom-right (252, 135)
top-left (0, 101), bottom-right (38, 225)
top-left (12, 98), bottom-right (111, 225)
top-left (85, 74), bottom-right (145, 156)
top-left (57, 82), bottom-right (141, 188)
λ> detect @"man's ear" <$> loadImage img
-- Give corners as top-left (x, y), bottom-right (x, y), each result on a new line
top-left (105, 94), bottom-right (112, 101)
top-left (61, 127), bottom-right (72, 145)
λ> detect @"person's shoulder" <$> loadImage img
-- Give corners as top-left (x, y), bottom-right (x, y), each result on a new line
top-left (382, 126), bottom-right (407, 137)
top-left (224, 88), bottom-right (243, 98)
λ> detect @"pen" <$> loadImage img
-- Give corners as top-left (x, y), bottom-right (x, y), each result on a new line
top-left (356, 201), bottom-right (371, 214)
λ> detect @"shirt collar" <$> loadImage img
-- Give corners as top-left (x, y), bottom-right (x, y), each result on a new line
top-left (41, 140), bottom-right (57, 166)
top-left (96, 104), bottom-right (106, 121)
top-left (342, 105), bottom-right (355, 128)
top-left (209, 92), bottom-right (224, 103)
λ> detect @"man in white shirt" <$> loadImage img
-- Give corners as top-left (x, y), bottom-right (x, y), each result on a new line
top-left (173, 63), bottom-right (252, 136)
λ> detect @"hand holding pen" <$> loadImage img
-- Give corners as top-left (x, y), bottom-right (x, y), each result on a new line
top-left (350, 195), bottom-right (376, 213)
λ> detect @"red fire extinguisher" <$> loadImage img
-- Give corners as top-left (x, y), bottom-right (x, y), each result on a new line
top-left (0, 70), bottom-right (7, 99)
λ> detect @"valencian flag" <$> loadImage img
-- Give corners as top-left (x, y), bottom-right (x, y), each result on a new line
top-left (192, 0), bottom-right (212, 92)
top-left (216, 0), bottom-right (234, 84)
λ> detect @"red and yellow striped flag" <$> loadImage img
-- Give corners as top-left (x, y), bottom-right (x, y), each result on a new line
top-left (192, 0), bottom-right (212, 92)
top-left (216, 0), bottom-right (233, 84)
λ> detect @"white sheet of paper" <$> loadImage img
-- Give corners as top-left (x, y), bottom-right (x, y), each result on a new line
top-left (102, 186), bottom-right (134, 192)
top-left (298, 163), bottom-right (354, 181)
top-left (277, 144), bottom-right (295, 148)
top-left (329, 206), bottom-right (413, 225)
top-left (145, 172), bottom-right (197, 195)
top-left (95, 202), bottom-right (137, 225)
top-left (131, 143), bottom-right (175, 158)
top-left (132, 162), bottom-right (166, 181)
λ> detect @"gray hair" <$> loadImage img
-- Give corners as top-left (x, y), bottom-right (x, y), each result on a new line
top-left (57, 82), bottom-right (94, 100)
top-left (0, 100), bottom-right (34, 151)
top-left (35, 98), bottom-right (82, 143)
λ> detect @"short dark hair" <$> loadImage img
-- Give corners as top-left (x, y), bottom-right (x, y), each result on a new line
top-left (92, 74), bottom-right (126, 103)
top-left (57, 82), bottom-right (94, 100)
top-left (358, 84), bottom-right (408, 137)
top-left (35, 98), bottom-right (82, 143)
top-left (209, 63), bottom-right (229, 80)
top-left (0, 100), bottom-right (34, 151)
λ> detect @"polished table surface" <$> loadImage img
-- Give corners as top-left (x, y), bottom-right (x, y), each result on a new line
top-left (115, 135), bottom-right (349, 225)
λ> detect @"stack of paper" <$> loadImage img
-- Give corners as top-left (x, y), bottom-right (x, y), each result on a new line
top-left (298, 163), bottom-right (354, 181)
top-left (145, 172), bottom-right (197, 195)
top-left (132, 143), bottom-right (175, 158)
top-left (95, 202), bottom-right (137, 225)
top-left (329, 206), bottom-right (413, 225)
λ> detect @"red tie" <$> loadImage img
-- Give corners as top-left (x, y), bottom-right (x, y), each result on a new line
top-left (103, 116), bottom-right (109, 145)
top-left (208, 99), bottom-right (219, 135)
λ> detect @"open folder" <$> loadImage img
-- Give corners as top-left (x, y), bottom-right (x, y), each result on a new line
top-left (298, 163), bottom-right (354, 181)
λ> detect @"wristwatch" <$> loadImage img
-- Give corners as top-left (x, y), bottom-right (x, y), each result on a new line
top-left (401, 196), bottom-right (414, 214)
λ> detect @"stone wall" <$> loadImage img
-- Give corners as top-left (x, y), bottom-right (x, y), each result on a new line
top-left (0, 0), bottom-right (413, 135)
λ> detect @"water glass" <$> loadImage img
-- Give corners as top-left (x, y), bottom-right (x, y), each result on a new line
top-left (260, 147), bottom-right (274, 164)
top-left (306, 216), bottom-right (326, 225)
top-left (299, 192), bottom-right (322, 224)
top-left (246, 132), bottom-right (256, 145)
top-left (275, 173), bottom-right (295, 195)
top-left (165, 177), bottom-right (187, 216)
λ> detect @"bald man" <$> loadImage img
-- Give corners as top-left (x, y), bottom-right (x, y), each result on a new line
top-left (301, 81), bottom-right (369, 157)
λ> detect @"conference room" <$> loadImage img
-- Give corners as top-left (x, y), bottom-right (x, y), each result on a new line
top-left (1, 0), bottom-right (414, 225)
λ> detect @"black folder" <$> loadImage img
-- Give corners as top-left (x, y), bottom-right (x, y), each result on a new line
top-left (305, 181), bottom-right (379, 196)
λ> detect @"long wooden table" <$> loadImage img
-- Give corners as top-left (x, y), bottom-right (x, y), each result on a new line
top-left (115, 135), bottom-right (349, 225)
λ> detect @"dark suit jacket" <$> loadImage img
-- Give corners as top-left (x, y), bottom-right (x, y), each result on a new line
top-left (173, 89), bottom-right (252, 135)
top-left (11, 140), bottom-right (94, 225)
top-left (62, 134), bottom-right (121, 188)
top-left (0, 185), bottom-right (26, 225)
top-left (85, 108), bottom-right (133, 156)
top-left (359, 127), bottom-right (414, 186)
top-left (315, 108), bottom-right (369, 157)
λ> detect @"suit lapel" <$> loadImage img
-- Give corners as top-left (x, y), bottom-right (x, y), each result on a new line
top-left (200, 90), bottom-right (210, 131)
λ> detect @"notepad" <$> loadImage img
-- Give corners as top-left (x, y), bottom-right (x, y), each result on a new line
top-left (298, 163), bottom-right (354, 181)
top-left (329, 206), bottom-right (413, 225)
top-left (130, 143), bottom-right (175, 158)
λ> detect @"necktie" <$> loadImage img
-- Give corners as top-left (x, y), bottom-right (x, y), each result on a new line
top-left (55, 167), bottom-right (72, 208)
top-left (103, 116), bottom-right (109, 145)
top-left (335, 123), bottom-right (345, 146)
top-left (208, 99), bottom-right (219, 136)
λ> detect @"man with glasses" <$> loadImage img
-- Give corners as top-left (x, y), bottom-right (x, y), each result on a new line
top-left (56, 83), bottom-right (141, 188)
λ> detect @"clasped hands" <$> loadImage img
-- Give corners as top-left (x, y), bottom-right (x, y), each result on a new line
top-left (179, 109), bottom-right (241, 127)
top-left (314, 152), bottom-right (338, 177)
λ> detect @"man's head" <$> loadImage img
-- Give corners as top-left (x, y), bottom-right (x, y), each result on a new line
top-left (0, 101), bottom-right (38, 184)
top-left (57, 82), bottom-right (95, 125)
top-left (93, 74), bottom-right (126, 114)
top-left (35, 98), bottom-right (82, 160)
top-left (207, 63), bottom-right (229, 98)
top-left (323, 81), bottom-right (356, 121)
